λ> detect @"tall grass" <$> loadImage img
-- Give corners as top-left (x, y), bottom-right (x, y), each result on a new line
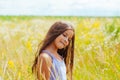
top-left (0, 16), bottom-right (120, 80)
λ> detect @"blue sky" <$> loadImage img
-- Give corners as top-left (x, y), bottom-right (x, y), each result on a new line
top-left (0, 0), bottom-right (120, 16)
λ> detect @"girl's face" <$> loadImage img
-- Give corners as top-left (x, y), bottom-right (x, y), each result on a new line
top-left (53, 29), bottom-right (74, 49)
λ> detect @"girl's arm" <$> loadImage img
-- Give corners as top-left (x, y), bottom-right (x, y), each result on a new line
top-left (38, 53), bottom-right (52, 80)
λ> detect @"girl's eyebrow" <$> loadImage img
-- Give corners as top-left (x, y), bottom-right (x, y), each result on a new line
top-left (64, 32), bottom-right (68, 35)
top-left (64, 32), bottom-right (69, 36)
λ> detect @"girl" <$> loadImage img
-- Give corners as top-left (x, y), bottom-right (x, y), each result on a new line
top-left (32, 21), bottom-right (75, 80)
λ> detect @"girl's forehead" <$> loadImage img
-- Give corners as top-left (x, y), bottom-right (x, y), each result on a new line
top-left (64, 29), bottom-right (74, 33)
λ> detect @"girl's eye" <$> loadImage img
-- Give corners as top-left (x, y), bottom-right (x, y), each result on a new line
top-left (62, 34), bottom-right (67, 37)
top-left (62, 34), bottom-right (71, 41)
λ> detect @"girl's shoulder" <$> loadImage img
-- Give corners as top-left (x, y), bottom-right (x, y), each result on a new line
top-left (39, 53), bottom-right (52, 65)
top-left (40, 52), bottom-right (52, 61)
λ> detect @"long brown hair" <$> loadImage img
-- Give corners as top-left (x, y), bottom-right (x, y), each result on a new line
top-left (32, 21), bottom-right (75, 80)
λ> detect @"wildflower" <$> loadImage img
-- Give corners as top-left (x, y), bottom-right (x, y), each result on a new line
top-left (8, 60), bottom-right (14, 68)
top-left (92, 21), bottom-right (100, 28)
top-left (26, 41), bottom-right (32, 52)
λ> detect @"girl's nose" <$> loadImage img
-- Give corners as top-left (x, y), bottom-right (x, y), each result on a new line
top-left (64, 37), bottom-right (68, 43)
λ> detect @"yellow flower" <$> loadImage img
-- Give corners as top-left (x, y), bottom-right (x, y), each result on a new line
top-left (78, 23), bottom-right (83, 27)
top-left (115, 63), bottom-right (120, 70)
top-left (8, 60), bottom-right (14, 68)
top-left (92, 21), bottom-right (100, 29)
top-left (18, 71), bottom-right (21, 77)
top-left (26, 41), bottom-right (32, 52)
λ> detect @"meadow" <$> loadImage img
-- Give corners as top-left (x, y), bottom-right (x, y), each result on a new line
top-left (0, 16), bottom-right (120, 80)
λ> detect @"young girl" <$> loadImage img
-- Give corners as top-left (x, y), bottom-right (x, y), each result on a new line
top-left (32, 21), bottom-right (75, 80)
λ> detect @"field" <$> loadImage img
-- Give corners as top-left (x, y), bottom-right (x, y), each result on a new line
top-left (0, 16), bottom-right (120, 80)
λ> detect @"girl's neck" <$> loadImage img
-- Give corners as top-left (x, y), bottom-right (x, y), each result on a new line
top-left (45, 43), bottom-right (63, 61)
top-left (45, 43), bottom-right (58, 55)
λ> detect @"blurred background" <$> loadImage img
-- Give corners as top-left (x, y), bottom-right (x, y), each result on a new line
top-left (0, 0), bottom-right (120, 16)
top-left (0, 0), bottom-right (120, 80)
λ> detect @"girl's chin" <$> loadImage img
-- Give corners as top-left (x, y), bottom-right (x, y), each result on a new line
top-left (58, 47), bottom-right (64, 49)
top-left (57, 45), bottom-right (64, 49)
